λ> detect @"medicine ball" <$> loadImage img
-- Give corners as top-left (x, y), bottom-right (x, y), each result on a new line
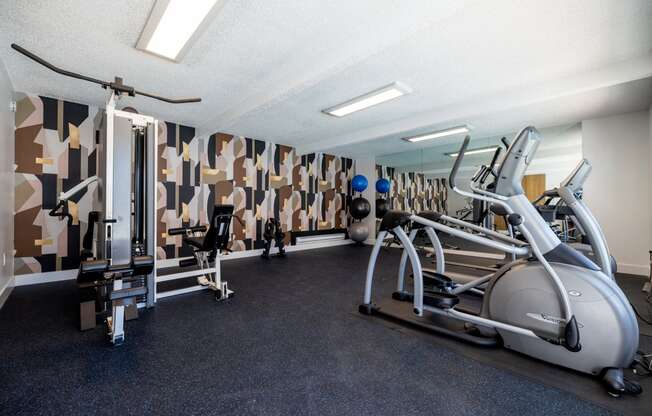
top-left (375, 178), bottom-right (390, 194)
top-left (348, 222), bottom-right (369, 243)
top-left (350, 197), bottom-right (371, 220)
top-left (376, 198), bottom-right (389, 219)
top-left (351, 175), bottom-right (368, 193)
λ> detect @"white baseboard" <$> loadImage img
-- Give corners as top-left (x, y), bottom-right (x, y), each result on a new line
top-left (15, 239), bottom-right (355, 285)
top-left (617, 263), bottom-right (650, 277)
top-left (15, 269), bottom-right (77, 286)
top-left (0, 276), bottom-right (15, 309)
top-left (158, 238), bottom-right (353, 269)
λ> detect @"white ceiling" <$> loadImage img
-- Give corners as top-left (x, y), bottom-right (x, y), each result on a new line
top-left (1, 0), bottom-right (651, 157)
top-left (377, 123), bottom-right (583, 174)
top-left (334, 76), bottom-right (652, 159)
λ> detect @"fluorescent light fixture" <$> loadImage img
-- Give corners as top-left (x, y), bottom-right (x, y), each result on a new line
top-left (137, 0), bottom-right (221, 61)
top-left (447, 146), bottom-right (499, 158)
top-left (403, 125), bottom-right (470, 143)
top-left (323, 82), bottom-right (411, 117)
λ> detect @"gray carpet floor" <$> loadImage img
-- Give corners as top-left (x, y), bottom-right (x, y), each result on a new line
top-left (1, 245), bottom-right (649, 415)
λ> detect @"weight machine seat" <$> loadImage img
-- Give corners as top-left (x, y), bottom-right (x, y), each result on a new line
top-left (77, 255), bottom-right (154, 284)
top-left (78, 259), bottom-right (110, 283)
top-left (176, 204), bottom-right (235, 255)
top-left (131, 256), bottom-right (155, 275)
top-left (183, 236), bottom-right (204, 249)
top-left (379, 211), bottom-right (411, 232)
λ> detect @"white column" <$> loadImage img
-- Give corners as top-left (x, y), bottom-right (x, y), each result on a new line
top-left (0, 59), bottom-right (14, 307)
top-left (355, 157), bottom-right (377, 244)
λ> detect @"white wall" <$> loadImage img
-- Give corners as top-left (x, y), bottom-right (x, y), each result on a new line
top-left (582, 111), bottom-right (651, 276)
top-left (649, 104), bottom-right (652, 262)
top-left (0, 59), bottom-right (14, 307)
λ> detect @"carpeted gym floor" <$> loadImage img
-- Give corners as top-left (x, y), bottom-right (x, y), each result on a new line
top-left (1, 245), bottom-right (650, 415)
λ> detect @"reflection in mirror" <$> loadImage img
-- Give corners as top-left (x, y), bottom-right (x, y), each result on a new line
top-left (374, 123), bottom-right (582, 220)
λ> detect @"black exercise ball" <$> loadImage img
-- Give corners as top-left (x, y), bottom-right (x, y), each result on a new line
top-left (376, 198), bottom-right (389, 219)
top-left (350, 197), bottom-right (371, 220)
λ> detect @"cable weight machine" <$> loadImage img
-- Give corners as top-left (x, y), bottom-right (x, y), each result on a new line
top-left (12, 43), bottom-right (201, 345)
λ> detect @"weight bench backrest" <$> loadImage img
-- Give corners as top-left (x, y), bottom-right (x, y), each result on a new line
top-left (202, 205), bottom-right (234, 252)
top-left (82, 211), bottom-right (100, 251)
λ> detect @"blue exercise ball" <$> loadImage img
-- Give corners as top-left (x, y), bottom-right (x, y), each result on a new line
top-left (351, 175), bottom-right (368, 193)
top-left (376, 178), bottom-right (390, 194)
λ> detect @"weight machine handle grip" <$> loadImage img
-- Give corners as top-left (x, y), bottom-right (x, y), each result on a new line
top-left (12, 43), bottom-right (108, 87)
top-left (11, 43), bottom-right (202, 104)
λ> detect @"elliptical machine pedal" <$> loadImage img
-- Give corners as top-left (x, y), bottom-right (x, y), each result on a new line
top-left (361, 128), bottom-right (644, 396)
top-left (391, 290), bottom-right (459, 309)
top-left (423, 291), bottom-right (459, 309)
top-left (602, 368), bottom-right (643, 397)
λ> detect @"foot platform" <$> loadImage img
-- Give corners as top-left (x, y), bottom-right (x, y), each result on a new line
top-left (423, 291), bottom-right (459, 309)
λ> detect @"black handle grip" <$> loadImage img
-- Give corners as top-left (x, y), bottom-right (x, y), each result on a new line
top-left (48, 200), bottom-right (73, 225)
top-left (471, 166), bottom-right (486, 183)
top-left (11, 43), bottom-right (201, 104)
top-left (501, 137), bottom-right (510, 149)
top-left (12, 43), bottom-right (108, 87)
top-left (449, 135), bottom-right (471, 189)
top-left (480, 147), bottom-right (502, 184)
top-left (135, 89), bottom-right (201, 104)
top-left (479, 167), bottom-right (492, 184)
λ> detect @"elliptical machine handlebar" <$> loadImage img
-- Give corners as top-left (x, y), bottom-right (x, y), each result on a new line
top-left (501, 136), bottom-right (510, 149)
top-left (479, 147), bottom-right (502, 185)
top-left (449, 135), bottom-right (471, 189)
top-left (471, 166), bottom-right (487, 183)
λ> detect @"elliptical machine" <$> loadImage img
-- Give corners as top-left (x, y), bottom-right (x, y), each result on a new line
top-left (360, 127), bottom-right (641, 396)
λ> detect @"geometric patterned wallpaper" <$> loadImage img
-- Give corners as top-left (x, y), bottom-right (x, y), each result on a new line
top-left (14, 94), bottom-right (101, 276)
top-left (13, 94), bottom-right (355, 275)
top-left (376, 165), bottom-right (448, 215)
top-left (158, 132), bottom-right (355, 259)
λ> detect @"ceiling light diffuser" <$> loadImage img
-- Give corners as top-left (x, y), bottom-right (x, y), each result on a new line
top-left (137, 0), bottom-right (220, 61)
top-left (323, 82), bottom-right (411, 117)
top-left (447, 146), bottom-right (499, 158)
top-left (403, 125), bottom-right (470, 143)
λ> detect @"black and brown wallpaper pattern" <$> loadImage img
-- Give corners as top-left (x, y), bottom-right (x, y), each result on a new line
top-left (376, 165), bottom-right (448, 214)
top-left (158, 132), bottom-right (355, 258)
top-left (207, 133), bottom-right (355, 250)
top-left (14, 94), bottom-right (356, 275)
top-left (158, 131), bottom-right (272, 257)
top-left (14, 94), bottom-right (101, 276)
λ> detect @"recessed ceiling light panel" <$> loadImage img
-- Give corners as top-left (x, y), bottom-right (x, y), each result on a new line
top-left (323, 82), bottom-right (412, 117)
top-left (447, 146), bottom-right (499, 158)
top-left (137, 0), bottom-right (221, 61)
top-left (403, 125), bottom-right (470, 143)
